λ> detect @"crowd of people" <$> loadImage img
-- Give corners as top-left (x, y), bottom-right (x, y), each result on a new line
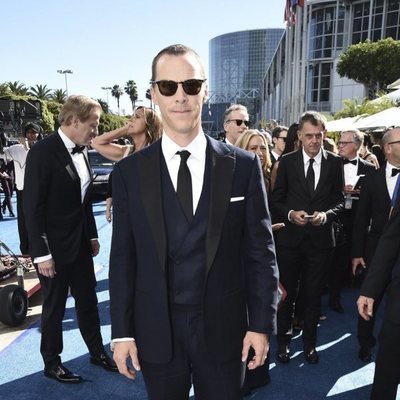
top-left (1, 43), bottom-right (399, 400)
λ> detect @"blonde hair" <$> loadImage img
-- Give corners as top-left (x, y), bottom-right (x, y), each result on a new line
top-left (235, 129), bottom-right (272, 177)
top-left (58, 95), bottom-right (101, 126)
top-left (137, 106), bottom-right (162, 145)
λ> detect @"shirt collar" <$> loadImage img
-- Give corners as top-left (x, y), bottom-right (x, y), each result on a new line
top-left (386, 161), bottom-right (399, 177)
top-left (58, 128), bottom-right (76, 151)
top-left (161, 131), bottom-right (207, 162)
top-left (302, 148), bottom-right (322, 165)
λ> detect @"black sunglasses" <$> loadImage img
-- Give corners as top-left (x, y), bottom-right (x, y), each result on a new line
top-left (150, 79), bottom-right (206, 96)
top-left (277, 136), bottom-right (287, 142)
top-left (227, 119), bottom-right (250, 127)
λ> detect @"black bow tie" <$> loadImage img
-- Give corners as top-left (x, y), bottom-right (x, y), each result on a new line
top-left (343, 159), bottom-right (357, 166)
top-left (392, 168), bottom-right (400, 177)
top-left (71, 145), bottom-right (85, 155)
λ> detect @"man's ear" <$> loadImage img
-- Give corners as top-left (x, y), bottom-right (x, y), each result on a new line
top-left (150, 86), bottom-right (158, 106)
top-left (203, 85), bottom-right (209, 104)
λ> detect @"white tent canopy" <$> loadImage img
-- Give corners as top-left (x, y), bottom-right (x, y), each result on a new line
top-left (325, 117), bottom-right (360, 132)
top-left (371, 88), bottom-right (400, 104)
top-left (354, 107), bottom-right (400, 129)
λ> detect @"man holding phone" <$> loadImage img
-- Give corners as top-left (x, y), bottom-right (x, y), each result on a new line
top-left (328, 130), bottom-right (376, 313)
top-left (271, 111), bottom-right (344, 364)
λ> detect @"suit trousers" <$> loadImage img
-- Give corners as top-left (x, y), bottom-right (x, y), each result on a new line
top-left (140, 305), bottom-right (242, 400)
top-left (36, 238), bottom-right (104, 368)
top-left (277, 238), bottom-right (332, 348)
top-left (16, 189), bottom-right (29, 255)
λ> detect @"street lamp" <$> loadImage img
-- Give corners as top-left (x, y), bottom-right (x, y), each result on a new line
top-left (57, 69), bottom-right (73, 96)
top-left (101, 86), bottom-right (112, 104)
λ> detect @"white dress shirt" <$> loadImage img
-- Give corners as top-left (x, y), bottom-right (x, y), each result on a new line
top-left (386, 161), bottom-right (400, 200)
top-left (1, 144), bottom-right (29, 190)
top-left (343, 157), bottom-right (359, 186)
top-left (161, 131), bottom-right (207, 215)
top-left (302, 148), bottom-right (322, 190)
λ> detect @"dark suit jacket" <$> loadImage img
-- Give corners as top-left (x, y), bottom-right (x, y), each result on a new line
top-left (109, 136), bottom-right (279, 364)
top-left (271, 149), bottom-right (344, 249)
top-left (23, 132), bottom-right (97, 264)
top-left (351, 165), bottom-right (391, 260)
top-left (361, 196), bottom-right (400, 324)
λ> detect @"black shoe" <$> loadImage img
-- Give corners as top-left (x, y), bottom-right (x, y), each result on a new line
top-left (277, 345), bottom-right (291, 363)
top-left (90, 351), bottom-right (118, 372)
top-left (329, 300), bottom-right (344, 314)
top-left (358, 346), bottom-right (372, 363)
top-left (304, 348), bottom-right (319, 364)
top-left (9, 212), bottom-right (15, 218)
top-left (44, 364), bottom-right (82, 383)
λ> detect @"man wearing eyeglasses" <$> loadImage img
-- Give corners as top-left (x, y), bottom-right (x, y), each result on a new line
top-left (222, 104), bottom-right (250, 145)
top-left (271, 111), bottom-right (344, 365)
top-left (353, 128), bottom-right (400, 372)
top-left (328, 130), bottom-right (376, 315)
top-left (109, 44), bottom-right (279, 400)
top-left (270, 126), bottom-right (288, 165)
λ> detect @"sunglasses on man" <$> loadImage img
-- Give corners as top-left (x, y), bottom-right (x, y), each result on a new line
top-left (226, 119), bottom-right (250, 127)
top-left (150, 79), bottom-right (206, 97)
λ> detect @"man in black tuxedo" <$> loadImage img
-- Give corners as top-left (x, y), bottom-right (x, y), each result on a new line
top-left (329, 129), bottom-right (375, 313)
top-left (357, 128), bottom-right (400, 400)
top-left (270, 125), bottom-right (288, 166)
top-left (271, 111), bottom-right (344, 364)
top-left (352, 128), bottom-right (400, 362)
top-left (222, 104), bottom-right (249, 145)
top-left (23, 95), bottom-right (117, 384)
top-left (109, 44), bottom-right (279, 400)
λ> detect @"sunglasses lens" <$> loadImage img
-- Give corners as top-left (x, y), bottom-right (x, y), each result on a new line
top-left (235, 120), bottom-right (250, 127)
top-left (244, 120), bottom-right (250, 127)
top-left (182, 79), bottom-right (203, 95)
top-left (157, 81), bottom-right (178, 96)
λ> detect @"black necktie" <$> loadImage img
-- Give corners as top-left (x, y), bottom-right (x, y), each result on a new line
top-left (343, 159), bottom-right (357, 165)
top-left (71, 145), bottom-right (85, 155)
top-left (176, 150), bottom-right (193, 222)
top-left (392, 168), bottom-right (400, 177)
top-left (306, 158), bottom-right (315, 195)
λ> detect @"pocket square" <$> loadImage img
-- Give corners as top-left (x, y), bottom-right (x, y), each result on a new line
top-left (230, 196), bottom-right (245, 202)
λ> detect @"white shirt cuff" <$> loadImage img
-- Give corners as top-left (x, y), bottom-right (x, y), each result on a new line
top-left (34, 254), bottom-right (52, 264)
top-left (112, 337), bottom-right (135, 342)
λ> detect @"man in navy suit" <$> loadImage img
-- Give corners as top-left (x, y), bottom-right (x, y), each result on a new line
top-left (357, 127), bottom-right (400, 400)
top-left (271, 111), bottom-right (344, 364)
top-left (109, 44), bottom-right (279, 400)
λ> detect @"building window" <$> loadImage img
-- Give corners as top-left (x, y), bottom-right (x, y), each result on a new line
top-left (385, 0), bottom-right (400, 39)
top-left (308, 62), bottom-right (332, 107)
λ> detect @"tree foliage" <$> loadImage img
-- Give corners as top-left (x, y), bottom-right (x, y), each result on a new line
top-left (124, 80), bottom-right (138, 111)
top-left (334, 96), bottom-right (395, 119)
top-left (111, 84), bottom-right (123, 114)
top-left (7, 81), bottom-right (29, 96)
top-left (29, 84), bottom-right (52, 100)
top-left (51, 89), bottom-right (67, 104)
top-left (337, 38), bottom-right (400, 96)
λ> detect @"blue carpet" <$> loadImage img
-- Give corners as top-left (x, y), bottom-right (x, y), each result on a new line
top-left (0, 200), bottom-right (399, 399)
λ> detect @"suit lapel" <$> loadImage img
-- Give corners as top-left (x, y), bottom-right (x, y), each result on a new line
top-left (295, 151), bottom-right (309, 195)
top-left (205, 138), bottom-right (235, 276)
top-left (314, 149), bottom-right (330, 196)
top-left (137, 141), bottom-right (167, 271)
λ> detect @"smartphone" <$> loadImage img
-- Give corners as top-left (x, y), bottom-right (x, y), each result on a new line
top-left (304, 214), bottom-right (314, 221)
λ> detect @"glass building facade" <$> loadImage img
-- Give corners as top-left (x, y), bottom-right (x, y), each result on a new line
top-left (261, 0), bottom-right (400, 125)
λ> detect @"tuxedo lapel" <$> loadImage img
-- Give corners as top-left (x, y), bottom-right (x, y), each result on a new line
top-left (314, 150), bottom-right (330, 196)
top-left (137, 141), bottom-right (167, 271)
top-left (205, 138), bottom-right (235, 276)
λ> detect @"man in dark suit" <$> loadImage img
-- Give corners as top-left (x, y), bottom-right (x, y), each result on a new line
top-left (357, 128), bottom-right (400, 400)
top-left (351, 128), bottom-right (400, 363)
top-left (23, 95), bottom-right (117, 384)
top-left (270, 125), bottom-right (288, 166)
top-left (109, 44), bottom-right (279, 400)
top-left (329, 129), bottom-right (375, 313)
top-left (271, 111), bottom-right (344, 364)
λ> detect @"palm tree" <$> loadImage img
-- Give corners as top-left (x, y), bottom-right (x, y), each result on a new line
top-left (96, 98), bottom-right (110, 114)
top-left (146, 88), bottom-right (153, 109)
top-left (29, 84), bottom-right (52, 100)
top-left (124, 80), bottom-right (138, 111)
top-left (0, 83), bottom-right (10, 96)
top-left (7, 81), bottom-right (29, 96)
top-left (111, 84), bottom-right (123, 115)
top-left (51, 89), bottom-right (67, 104)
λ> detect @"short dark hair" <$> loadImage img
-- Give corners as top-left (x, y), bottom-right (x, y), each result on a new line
top-left (151, 44), bottom-right (205, 82)
top-left (298, 111), bottom-right (327, 131)
top-left (24, 122), bottom-right (42, 136)
top-left (271, 125), bottom-right (288, 139)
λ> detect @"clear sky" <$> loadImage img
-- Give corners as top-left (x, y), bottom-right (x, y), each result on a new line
top-left (2, 0), bottom-right (286, 115)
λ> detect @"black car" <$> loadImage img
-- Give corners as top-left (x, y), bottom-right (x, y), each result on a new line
top-left (88, 149), bottom-right (114, 202)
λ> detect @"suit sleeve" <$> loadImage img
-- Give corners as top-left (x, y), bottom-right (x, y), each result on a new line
top-left (109, 162), bottom-right (136, 339)
top-left (243, 156), bottom-right (279, 334)
top-left (23, 146), bottom-right (52, 258)
top-left (270, 156), bottom-right (291, 223)
top-left (361, 207), bottom-right (400, 299)
top-left (351, 174), bottom-right (372, 258)
top-left (324, 157), bottom-right (345, 223)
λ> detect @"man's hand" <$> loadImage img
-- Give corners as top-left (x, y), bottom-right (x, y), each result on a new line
top-left (352, 257), bottom-right (366, 275)
top-left (357, 295), bottom-right (374, 321)
top-left (113, 341), bottom-right (141, 380)
top-left (272, 222), bottom-right (285, 232)
top-left (309, 211), bottom-right (326, 226)
top-left (290, 210), bottom-right (309, 226)
top-left (38, 259), bottom-right (56, 278)
top-left (91, 239), bottom-right (100, 257)
top-left (241, 331), bottom-right (269, 370)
